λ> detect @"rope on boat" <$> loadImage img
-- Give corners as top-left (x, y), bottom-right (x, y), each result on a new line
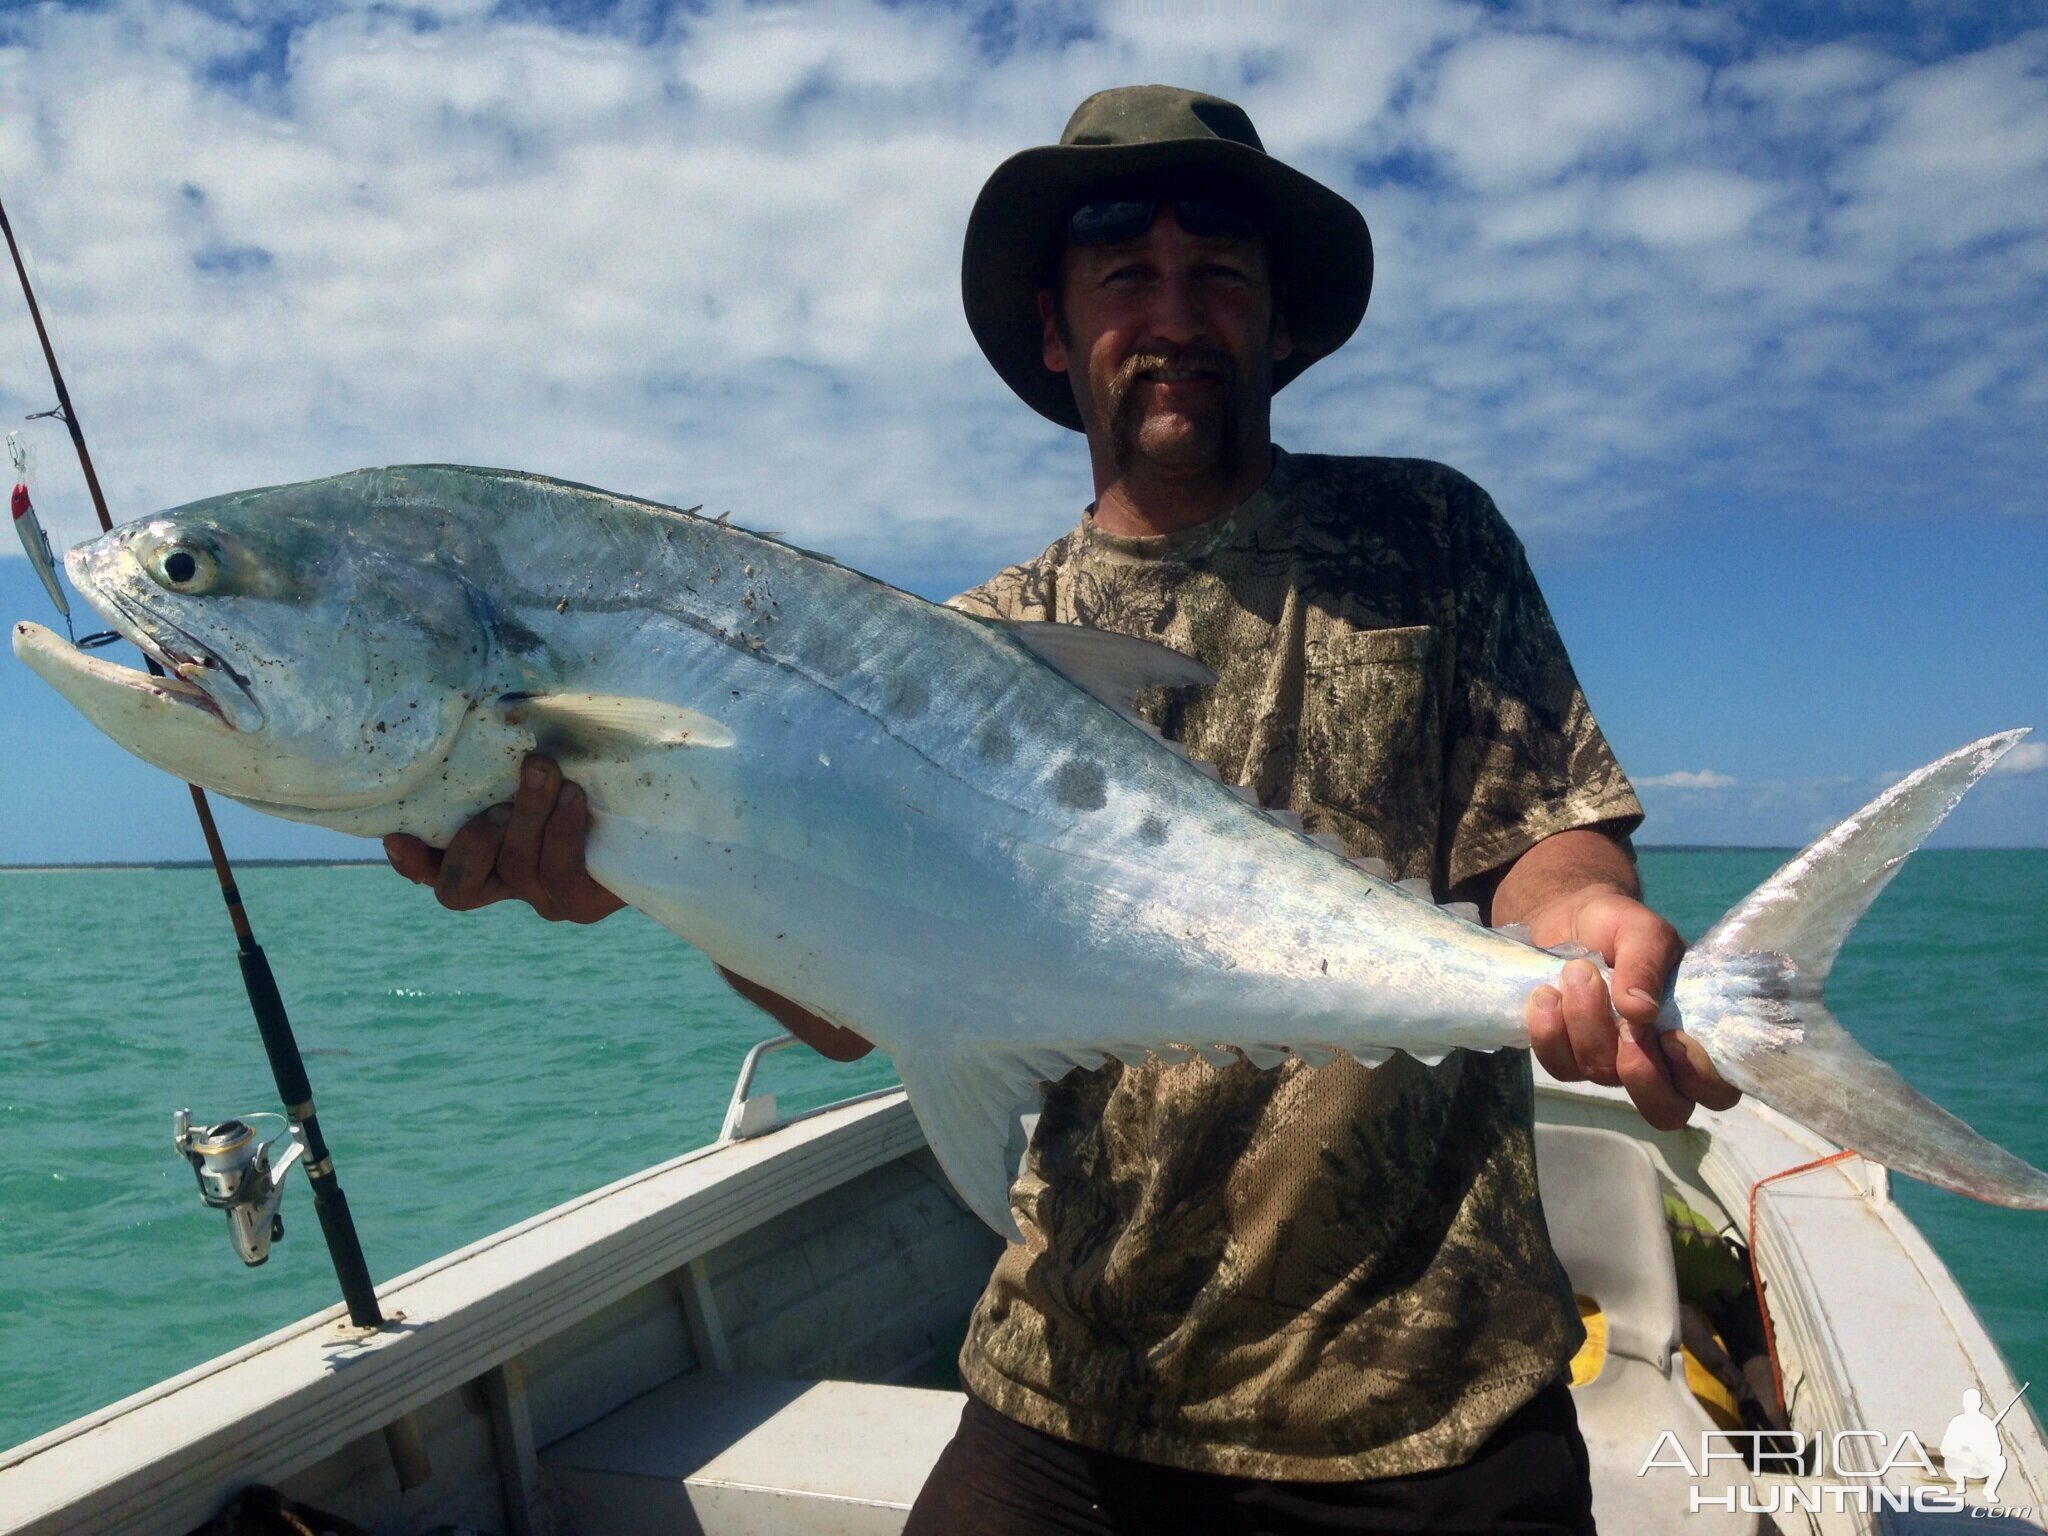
top-left (1746, 1147), bottom-right (1861, 1418)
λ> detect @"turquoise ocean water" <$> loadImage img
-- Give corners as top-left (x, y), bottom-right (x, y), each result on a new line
top-left (1, 850), bottom-right (2042, 1453)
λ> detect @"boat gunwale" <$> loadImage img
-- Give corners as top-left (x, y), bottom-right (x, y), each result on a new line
top-left (0, 1089), bottom-right (922, 1536)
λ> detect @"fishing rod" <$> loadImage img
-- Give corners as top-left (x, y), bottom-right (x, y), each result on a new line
top-left (1, 188), bottom-right (385, 1329)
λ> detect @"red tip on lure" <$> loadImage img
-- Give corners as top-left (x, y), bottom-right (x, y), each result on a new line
top-left (10, 478), bottom-right (70, 621)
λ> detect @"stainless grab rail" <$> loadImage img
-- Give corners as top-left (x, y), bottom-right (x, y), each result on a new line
top-left (719, 1033), bottom-right (801, 1141)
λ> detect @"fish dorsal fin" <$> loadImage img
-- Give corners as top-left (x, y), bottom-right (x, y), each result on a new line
top-left (499, 692), bottom-right (735, 754)
top-left (1000, 621), bottom-right (1215, 718)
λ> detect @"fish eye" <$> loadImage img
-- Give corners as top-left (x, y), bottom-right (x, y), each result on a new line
top-left (152, 542), bottom-right (220, 593)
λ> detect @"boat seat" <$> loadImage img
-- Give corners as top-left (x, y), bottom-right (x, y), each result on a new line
top-left (544, 1131), bottom-right (1761, 1535)
top-left (542, 1369), bottom-right (966, 1535)
top-left (1534, 1123), bottom-right (1760, 1534)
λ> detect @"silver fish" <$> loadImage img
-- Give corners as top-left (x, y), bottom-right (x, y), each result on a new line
top-left (14, 465), bottom-right (2046, 1239)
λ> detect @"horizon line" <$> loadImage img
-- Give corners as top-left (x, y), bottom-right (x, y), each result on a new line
top-left (6, 844), bottom-right (2047, 872)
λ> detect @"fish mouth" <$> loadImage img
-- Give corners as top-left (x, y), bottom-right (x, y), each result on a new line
top-left (79, 582), bottom-right (263, 732)
top-left (12, 620), bottom-right (230, 723)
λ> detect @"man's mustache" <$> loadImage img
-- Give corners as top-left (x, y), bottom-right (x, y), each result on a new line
top-left (1106, 347), bottom-right (1239, 416)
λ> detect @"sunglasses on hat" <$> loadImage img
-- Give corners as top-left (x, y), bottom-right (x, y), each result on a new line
top-left (1066, 194), bottom-right (1264, 248)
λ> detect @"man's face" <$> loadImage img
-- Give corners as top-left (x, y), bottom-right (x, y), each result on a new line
top-left (1040, 201), bottom-right (1292, 482)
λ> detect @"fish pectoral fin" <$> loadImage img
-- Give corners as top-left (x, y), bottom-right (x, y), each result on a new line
top-left (499, 691), bottom-right (735, 754)
top-left (998, 621), bottom-right (1216, 717)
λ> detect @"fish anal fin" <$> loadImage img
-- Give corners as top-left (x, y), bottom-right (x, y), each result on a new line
top-left (895, 1050), bottom-right (1053, 1242)
top-left (500, 691), bottom-right (735, 755)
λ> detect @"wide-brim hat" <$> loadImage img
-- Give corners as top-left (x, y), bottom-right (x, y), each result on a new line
top-left (963, 85), bottom-right (1373, 431)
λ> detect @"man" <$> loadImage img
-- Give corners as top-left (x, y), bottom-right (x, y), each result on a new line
top-left (388, 86), bottom-right (1738, 1533)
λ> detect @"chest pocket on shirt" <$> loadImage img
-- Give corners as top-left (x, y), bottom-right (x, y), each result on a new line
top-left (1300, 624), bottom-right (1446, 879)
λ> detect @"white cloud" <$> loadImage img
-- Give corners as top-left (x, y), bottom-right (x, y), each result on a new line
top-left (1414, 33), bottom-right (1704, 189)
top-left (1600, 168), bottom-right (1775, 247)
top-left (1850, 35), bottom-right (2048, 215)
top-left (1989, 742), bottom-right (2048, 777)
top-left (1637, 769), bottom-right (1738, 790)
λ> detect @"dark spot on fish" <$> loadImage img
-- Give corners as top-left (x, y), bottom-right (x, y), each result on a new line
top-left (974, 719), bottom-right (1016, 764)
top-left (1052, 758), bottom-right (1107, 811)
top-left (883, 673), bottom-right (930, 720)
top-left (1008, 691), bottom-right (1063, 741)
top-left (494, 614), bottom-right (549, 654)
top-left (1137, 814), bottom-right (1168, 846)
top-left (800, 629), bottom-right (859, 678)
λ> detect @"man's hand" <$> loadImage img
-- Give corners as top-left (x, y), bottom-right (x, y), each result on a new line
top-left (382, 752), bottom-right (626, 924)
top-left (383, 752), bottom-right (875, 1060)
top-left (1493, 830), bottom-right (1740, 1131)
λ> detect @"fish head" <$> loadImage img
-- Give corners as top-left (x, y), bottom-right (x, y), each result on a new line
top-left (16, 477), bottom-right (494, 813)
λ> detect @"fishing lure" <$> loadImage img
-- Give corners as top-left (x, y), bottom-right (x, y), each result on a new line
top-left (9, 432), bottom-right (67, 618)
top-left (8, 432), bottom-right (112, 647)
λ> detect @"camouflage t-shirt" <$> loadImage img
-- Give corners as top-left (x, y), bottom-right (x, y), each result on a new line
top-left (945, 449), bottom-right (1644, 1481)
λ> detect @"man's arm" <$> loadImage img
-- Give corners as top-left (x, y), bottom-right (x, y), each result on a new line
top-left (384, 752), bottom-right (876, 1062)
top-left (1492, 827), bottom-right (1740, 1131)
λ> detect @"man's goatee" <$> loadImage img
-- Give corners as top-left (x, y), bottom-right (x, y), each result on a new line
top-left (1107, 348), bottom-right (1241, 478)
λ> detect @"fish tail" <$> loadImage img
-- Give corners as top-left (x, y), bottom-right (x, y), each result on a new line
top-left (1674, 729), bottom-right (2048, 1209)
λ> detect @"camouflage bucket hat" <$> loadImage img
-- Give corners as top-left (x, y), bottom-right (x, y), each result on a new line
top-left (962, 84), bottom-right (1373, 431)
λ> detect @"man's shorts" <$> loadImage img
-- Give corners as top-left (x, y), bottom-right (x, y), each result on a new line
top-left (903, 1380), bottom-right (1597, 1535)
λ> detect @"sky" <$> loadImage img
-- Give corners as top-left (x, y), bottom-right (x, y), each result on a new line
top-left (0, 0), bottom-right (2043, 865)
